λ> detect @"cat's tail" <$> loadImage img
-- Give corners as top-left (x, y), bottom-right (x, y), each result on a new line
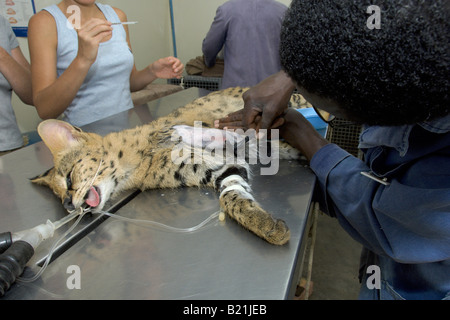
top-left (217, 173), bottom-right (290, 245)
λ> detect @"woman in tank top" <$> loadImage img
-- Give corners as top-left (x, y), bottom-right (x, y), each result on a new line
top-left (28, 0), bottom-right (184, 127)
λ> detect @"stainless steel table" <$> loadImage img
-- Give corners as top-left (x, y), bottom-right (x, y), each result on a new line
top-left (1, 88), bottom-right (316, 300)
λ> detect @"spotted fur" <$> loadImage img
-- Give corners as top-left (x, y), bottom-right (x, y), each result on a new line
top-left (32, 87), bottom-right (308, 245)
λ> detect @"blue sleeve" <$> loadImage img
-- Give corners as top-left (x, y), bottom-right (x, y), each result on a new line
top-left (202, 6), bottom-right (228, 68)
top-left (310, 143), bottom-right (450, 264)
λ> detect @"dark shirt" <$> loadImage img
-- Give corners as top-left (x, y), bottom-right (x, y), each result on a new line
top-left (311, 114), bottom-right (450, 299)
top-left (202, 0), bottom-right (287, 89)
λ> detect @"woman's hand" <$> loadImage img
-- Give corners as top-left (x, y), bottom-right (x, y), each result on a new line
top-left (149, 56), bottom-right (184, 79)
top-left (75, 18), bottom-right (113, 66)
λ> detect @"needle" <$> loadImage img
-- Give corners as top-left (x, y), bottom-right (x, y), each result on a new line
top-left (111, 21), bottom-right (138, 25)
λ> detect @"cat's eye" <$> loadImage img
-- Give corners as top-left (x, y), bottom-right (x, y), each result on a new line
top-left (66, 172), bottom-right (73, 190)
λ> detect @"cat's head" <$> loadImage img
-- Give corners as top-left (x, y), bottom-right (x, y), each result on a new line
top-left (31, 120), bottom-right (115, 213)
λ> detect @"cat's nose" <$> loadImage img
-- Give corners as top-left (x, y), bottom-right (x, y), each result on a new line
top-left (63, 196), bottom-right (75, 212)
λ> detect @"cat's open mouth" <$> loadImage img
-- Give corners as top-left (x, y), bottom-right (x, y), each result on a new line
top-left (85, 186), bottom-right (101, 208)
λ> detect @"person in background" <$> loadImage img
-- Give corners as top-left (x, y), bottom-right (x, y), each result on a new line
top-left (0, 15), bottom-right (33, 156)
top-left (202, 0), bottom-right (287, 89)
top-left (28, 0), bottom-right (184, 127)
top-left (217, 0), bottom-right (450, 300)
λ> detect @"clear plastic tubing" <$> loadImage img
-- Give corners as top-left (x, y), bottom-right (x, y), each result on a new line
top-left (52, 210), bottom-right (82, 230)
top-left (98, 211), bottom-right (220, 233)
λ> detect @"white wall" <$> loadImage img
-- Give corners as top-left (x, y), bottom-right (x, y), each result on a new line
top-left (12, 0), bottom-right (291, 132)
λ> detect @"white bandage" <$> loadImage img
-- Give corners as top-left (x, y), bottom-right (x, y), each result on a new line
top-left (220, 184), bottom-right (254, 201)
top-left (220, 175), bottom-right (250, 191)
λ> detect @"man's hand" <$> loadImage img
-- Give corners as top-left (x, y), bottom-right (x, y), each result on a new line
top-left (280, 108), bottom-right (329, 161)
top-left (215, 71), bottom-right (296, 131)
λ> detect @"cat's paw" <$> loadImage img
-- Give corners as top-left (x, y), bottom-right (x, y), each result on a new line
top-left (262, 218), bottom-right (290, 245)
top-left (219, 190), bottom-right (291, 245)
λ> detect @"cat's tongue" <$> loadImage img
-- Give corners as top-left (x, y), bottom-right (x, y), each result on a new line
top-left (86, 186), bottom-right (100, 208)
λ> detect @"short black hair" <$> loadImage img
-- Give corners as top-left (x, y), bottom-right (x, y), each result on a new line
top-left (280, 0), bottom-right (449, 125)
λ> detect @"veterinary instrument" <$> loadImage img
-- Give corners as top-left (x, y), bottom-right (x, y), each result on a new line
top-left (0, 207), bottom-right (86, 296)
top-left (111, 21), bottom-right (138, 25)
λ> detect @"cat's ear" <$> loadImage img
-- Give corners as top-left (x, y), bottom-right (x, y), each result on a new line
top-left (37, 120), bottom-right (84, 156)
top-left (30, 167), bottom-right (55, 187)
